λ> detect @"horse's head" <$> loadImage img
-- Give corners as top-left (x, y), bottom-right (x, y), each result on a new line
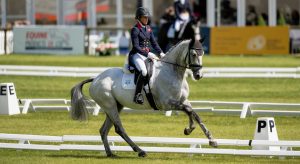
top-left (185, 38), bottom-right (205, 80)
top-left (162, 38), bottom-right (204, 80)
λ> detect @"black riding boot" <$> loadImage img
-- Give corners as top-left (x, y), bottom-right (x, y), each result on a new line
top-left (134, 73), bottom-right (146, 104)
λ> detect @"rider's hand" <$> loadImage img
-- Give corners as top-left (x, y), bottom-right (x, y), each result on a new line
top-left (160, 52), bottom-right (166, 58)
top-left (148, 52), bottom-right (159, 60)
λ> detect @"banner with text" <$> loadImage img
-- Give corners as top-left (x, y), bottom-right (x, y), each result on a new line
top-left (13, 26), bottom-right (85, 55)
top-left (210, 26), bottom-right (289, 55)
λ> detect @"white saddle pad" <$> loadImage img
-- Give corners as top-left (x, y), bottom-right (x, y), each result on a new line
top-left (122, 73), bottom-right (135, 90)
top-left (121, 73), bottom-right (151, 91)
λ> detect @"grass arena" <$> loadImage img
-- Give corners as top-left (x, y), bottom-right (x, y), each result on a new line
top-left (0, 54), bottom-right (300, 163)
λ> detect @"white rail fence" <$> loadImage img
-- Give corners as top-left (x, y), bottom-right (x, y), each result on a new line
top-left (0, 31), bottom-right (13, 55)
top-left (0, 133), bottom-right (299, 156)
top-left (19, 99), bottom-right (300, 119)
top-left (1, 65), bottom-right (300, 78)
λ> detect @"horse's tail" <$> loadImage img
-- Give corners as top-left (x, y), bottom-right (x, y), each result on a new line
top-left (70, 78), bottom-right (94, 121)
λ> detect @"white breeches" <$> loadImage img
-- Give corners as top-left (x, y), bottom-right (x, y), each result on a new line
top-left (132, 53), bottom-right (147, 76)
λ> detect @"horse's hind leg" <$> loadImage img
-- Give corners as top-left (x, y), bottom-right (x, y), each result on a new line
top-left (100, 115), bottom-right (114, 157)
top-left (99, 102), bottom-right (124, 157)
top-left (99, 97), bottom-right (146, 157)
top-left (106, 109), bottom-right (147, 157)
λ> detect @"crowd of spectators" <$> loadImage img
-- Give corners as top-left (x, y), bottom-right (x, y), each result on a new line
top-left (160, 0), bottom-right (299, 27)
top-left (246, 3), bottom-right (300, 26)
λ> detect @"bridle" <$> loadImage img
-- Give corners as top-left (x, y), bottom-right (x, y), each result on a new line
top-left (158, 40), bottom-right (203, 70)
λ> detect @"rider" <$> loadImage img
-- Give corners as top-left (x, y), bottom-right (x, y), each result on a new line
top-left (129, 7), bottom-right (165, 105)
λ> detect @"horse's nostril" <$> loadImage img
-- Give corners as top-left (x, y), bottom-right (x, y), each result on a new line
top-left (193, 73), bottom-right (201, 80)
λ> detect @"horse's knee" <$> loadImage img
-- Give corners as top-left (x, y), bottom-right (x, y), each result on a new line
top-left (168, 99), bottom-right (186, 110)
top-left (183, 104), bottom-right (193, 112)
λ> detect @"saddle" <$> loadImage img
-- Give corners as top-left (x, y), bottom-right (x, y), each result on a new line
top-left (123, 55), bottom-right (159, 110)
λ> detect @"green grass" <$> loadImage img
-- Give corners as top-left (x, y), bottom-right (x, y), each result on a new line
top-left (0, 54), bottom-right (126, 67)
top-left (203, 55), bottom-right (300, 67)
top-left (0, 54), bottom-right (299, 67)
top-left (0, 76), bottom-right (300, 103)
top-left (0, 112), bottom-right (299, 163)
top-left (0, 54), bottom-right (300, 163)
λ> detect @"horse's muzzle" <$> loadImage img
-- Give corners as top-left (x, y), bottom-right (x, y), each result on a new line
top-left (193, 70), bottom-right (203, 80)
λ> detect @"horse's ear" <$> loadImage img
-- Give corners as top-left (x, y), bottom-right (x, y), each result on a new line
top-left (191, 38), bottom-right (195, 43)
top-left (199, 37), bottom-right (205, 43)
top-left (189, 38), bottom-right (195, 47)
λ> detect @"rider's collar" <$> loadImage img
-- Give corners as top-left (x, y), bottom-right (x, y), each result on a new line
top-left (136, 21), bottom-right (146, 29)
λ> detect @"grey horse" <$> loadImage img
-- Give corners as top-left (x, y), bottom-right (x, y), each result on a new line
top-left (70, 39), bottom-right (218, 157)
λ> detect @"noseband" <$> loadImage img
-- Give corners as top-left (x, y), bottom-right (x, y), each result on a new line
top-left (184, 41), bottom-right (202, 70)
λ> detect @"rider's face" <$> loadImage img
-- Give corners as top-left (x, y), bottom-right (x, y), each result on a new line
top-left (140, 16), bottom-right (148, 25)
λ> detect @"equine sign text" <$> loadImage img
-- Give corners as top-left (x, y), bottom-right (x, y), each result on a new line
top-left (0, 83), bottom-right (20, 115)
top-left (253, 117), bottom-right (279, 151)
top-left (0, 85), bottom-right (15, 96)
top-left (257, 120), bottom-right (275, 133)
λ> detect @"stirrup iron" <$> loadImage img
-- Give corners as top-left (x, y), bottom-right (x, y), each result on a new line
top-left (134, 93), bottom-right (144, 104)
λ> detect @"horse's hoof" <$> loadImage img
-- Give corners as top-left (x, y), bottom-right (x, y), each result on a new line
top-left (138, 151), bottom-right (147, 157)
top-left (184, 128), bottom-right (191, 135)
top-left (209, 140), bottom-right (218, 148)
top-left (107, 153), bottom-right (118, 158)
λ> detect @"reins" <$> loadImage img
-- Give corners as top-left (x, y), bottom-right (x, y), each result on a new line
top-left (156, 58), bottom-right (188, 69)
top-left (155, 45), bottom-right (203, 70)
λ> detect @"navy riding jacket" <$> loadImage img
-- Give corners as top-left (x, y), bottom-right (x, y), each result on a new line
top-left (129, 22), bottom-right (162, 57)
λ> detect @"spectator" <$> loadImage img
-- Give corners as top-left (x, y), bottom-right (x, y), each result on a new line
top-left (246, 5), bottom-right (258, 26)
top-left (167, 0), bottom-right (194, 38)
top-left (257, 13), bottom-right (268, 26)
top-left (283, 6), bottom-right (292, 24)
top-left (291, 10), bottom-right (300, 25)
top-left (192, 0), bottom-right (199, 19)
top-left (221, 0), bottom-right (236, 24)
top-left (160, 6), bottom-right (175, 26)
top-left (174, 0), bottom-right (194, 31)
top-left (277, 9), bottom-right (286, 25)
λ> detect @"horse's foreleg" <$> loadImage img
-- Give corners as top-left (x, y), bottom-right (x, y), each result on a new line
top-left (169, 99), bottom-right (217, 147)
top-left (100, 115), bottom-right (115, 157)
top-left (183, 102), bottom-right (196, 136)
top-left (169, 100), bottom-right (195, 135)
top-left (190, 110), bottom-right (218, 147)
top-left (184, 113), bottom-right (196, 135)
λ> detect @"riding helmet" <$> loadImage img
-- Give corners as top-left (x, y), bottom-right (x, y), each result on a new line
top-left (135, 7), bottom-right (150, 19)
